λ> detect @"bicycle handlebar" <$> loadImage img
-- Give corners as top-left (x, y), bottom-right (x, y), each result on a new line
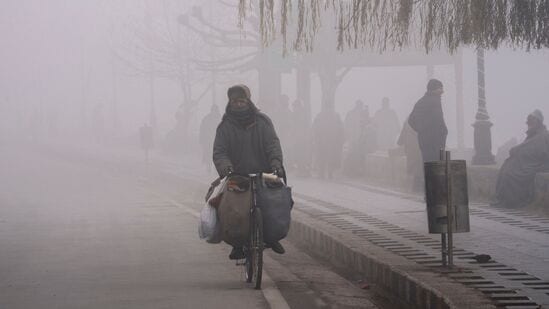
top-left (245, 172), bottom-right (282, 183)
top-left (261, 173), bottom-right (278, 182)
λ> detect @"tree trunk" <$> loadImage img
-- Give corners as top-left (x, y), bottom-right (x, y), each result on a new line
top-left (319, 65), bottom-right (337, 111)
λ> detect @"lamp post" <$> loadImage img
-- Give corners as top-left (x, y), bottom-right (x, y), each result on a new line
top-left (472, 48), bottom-right (495, 165)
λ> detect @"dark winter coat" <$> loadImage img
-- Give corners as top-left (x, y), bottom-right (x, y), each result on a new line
top-left (493, 126), bottom-right (549, 208)
top-left (408, 92), bottom-right (448, 162)
top-left (213, 110), bottom-right (283, 177)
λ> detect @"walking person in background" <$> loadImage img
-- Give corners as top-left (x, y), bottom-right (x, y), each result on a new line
top-left (344, 100), bottom-right (365, 144)
top-left (288, 99), bottom-right (312, 176)
top-left (343, 103), bottom-right (375, 177)
top-left (408, 79), bottom-right (448, 162)
top-left (373, 97), bottom-right (401, 151)
top-left (312, 104), bottom-right (344, 179)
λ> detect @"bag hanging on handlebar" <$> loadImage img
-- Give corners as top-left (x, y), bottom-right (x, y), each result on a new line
top-left (217, 175), bottom-right (252, 247)
top-left (256, 178), bottom-right (293, 244)
top-left (199, 177), bottom-right (227, 244)
top-left (198, 203), bottom-right (222, 243)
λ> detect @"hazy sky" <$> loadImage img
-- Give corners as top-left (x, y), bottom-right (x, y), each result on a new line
top-left (1, 0), bottom-right (548, 150)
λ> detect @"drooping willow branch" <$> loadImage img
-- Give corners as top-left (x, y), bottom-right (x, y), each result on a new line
top-left (238, 0), bottom-right (549, 53)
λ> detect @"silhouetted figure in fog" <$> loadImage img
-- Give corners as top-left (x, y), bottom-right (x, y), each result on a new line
top-left (164, 104), bottom-right (187, 155)
top-left (343, 104), bottom-right (376, 176)
top-left (362, 105), bottom-right (378, 154)
top-left (343, 101), bottom-right (364, 176)
top-left (373, 97), bottom-right (400, 151)
top-left (492, 110), bottom-right (549, 208)
top-left (344, 100), bottom-right (364, 144)
top-left (408, 79), bottom-right (447, 162)
top-left (199, 105), bottom-right (221, 172)
top-left (397, 118), bottom-right (423, 192)
top-left (288, 99), bottom-right (311, 176)
top-left (313, 105), bottom-right (344, 179)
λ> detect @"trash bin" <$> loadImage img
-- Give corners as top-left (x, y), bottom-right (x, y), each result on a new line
top-left (424, 160), bottom-right (470, 234)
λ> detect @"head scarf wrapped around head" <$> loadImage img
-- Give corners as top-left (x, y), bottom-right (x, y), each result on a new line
top-left (529, 109), bottom-right (544, 123)
top-left (225, 84), bottom-right (258, 127)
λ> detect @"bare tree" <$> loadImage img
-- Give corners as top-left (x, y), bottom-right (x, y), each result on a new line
top-left (110, 0), bottom-right (209, 141)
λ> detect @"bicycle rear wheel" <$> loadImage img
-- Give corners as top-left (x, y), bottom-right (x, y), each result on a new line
top-left (250, 208), bottom-right (264, 289)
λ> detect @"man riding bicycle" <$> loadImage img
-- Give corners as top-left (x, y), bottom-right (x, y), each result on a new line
top-left (213, 84), bottom-right (286, 260)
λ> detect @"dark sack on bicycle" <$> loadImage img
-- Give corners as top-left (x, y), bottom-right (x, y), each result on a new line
top-left (217, 175), bottom-right (251, 247)
top-left (257, 180), bottom-right (293, 244)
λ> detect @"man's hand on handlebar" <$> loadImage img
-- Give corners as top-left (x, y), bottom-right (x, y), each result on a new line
top-left (224, 166), bottom-right (234, 177)
top-left (272, 167), bottom-right (285, 179)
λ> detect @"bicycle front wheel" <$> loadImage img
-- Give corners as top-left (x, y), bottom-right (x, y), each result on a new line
top-left (251, 208), bottom-right (264, 289)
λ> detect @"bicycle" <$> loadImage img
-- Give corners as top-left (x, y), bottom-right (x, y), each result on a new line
top-left (236, 172), bottom-right (279, 290)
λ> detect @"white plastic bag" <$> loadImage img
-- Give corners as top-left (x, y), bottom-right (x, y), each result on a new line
top-left (198, 203), bottom-right (220, 242)
top-left (198, 177), bottom-right (226, 243)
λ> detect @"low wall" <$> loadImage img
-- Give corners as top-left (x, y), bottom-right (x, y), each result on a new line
top-left (362, 152), bottom-right (499, 202)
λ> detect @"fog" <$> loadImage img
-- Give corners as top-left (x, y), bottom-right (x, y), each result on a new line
top-left (1, 0), bottom-right (548, 162)
top-left (2, 2), bottom-right (549, 308)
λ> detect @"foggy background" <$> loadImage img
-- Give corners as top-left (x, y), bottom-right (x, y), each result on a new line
top-left (1, 0), bottom-right (548, 154)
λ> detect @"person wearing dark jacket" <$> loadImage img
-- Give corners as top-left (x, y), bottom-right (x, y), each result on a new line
top-left (492, 110), bottom-right (549, 208)
top-left (213, 84), bottom-right (286, 259)
top-left (408, 79), bottom-right (448, 162)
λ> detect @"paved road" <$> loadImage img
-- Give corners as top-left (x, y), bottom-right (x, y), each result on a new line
top-left (0, 144), bottom-right (382, 309)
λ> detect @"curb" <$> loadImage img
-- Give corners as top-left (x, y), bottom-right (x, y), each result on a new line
top-left (288, 211), bottom-right (496, 309)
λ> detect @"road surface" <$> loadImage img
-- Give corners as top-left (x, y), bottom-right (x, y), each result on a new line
top-left (0, 143), bottom-right (383, 309)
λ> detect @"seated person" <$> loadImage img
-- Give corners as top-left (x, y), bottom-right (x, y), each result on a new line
top-left (492, 110), bottom-right (549, 208)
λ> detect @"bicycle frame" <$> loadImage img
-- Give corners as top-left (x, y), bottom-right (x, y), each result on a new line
top-left (244, 173), bottom-right (263, 289)
top-left (236, 172), bottom-right (279, 290)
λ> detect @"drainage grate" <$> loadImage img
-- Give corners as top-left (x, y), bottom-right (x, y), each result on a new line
top-left (293, 192), bottom-right (549, 307)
